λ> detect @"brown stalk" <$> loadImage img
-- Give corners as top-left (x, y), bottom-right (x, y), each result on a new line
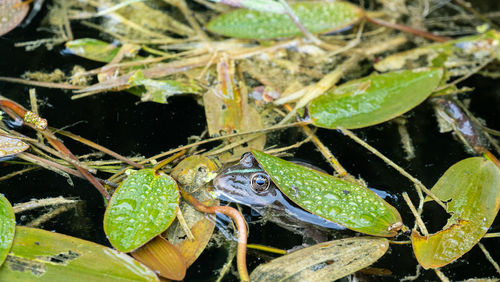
top-left (179, 189), bottom-right (249, 282)
top-left (0, 98), bottom-right (110, 200)
top-left (54, 128), bottom-right (143, 169)
top-left (365, 16), bottom-right (451, 42)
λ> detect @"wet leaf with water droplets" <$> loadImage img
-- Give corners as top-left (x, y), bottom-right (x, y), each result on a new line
top-left (65, 38), bottom-right (120, 63)
top-left (0, 194), bottom-right (15, 266)
top-left (0, 135), bottom-right (29, 157)
top-left (251, 150), bottom-right (402, 237)
top-left (0, 226), bottom-right (158, 281)
top-left (0, 0), bottom-right (29, 37)
top-left (104, 169), bottom-right (179, 252)
top-left (412, 157), bottom-right (500, 269)
top-left (250, 237), bottom-right (389, 281)
top-left (206, 1), bottom-right (363, 39)
top-left (309, 68), bottom-right (443, 129)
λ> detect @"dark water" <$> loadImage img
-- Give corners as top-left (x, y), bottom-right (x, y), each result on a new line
top-left (1, 1), bottom-right (499, 281)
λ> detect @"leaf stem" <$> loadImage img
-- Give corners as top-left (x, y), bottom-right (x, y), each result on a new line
top-left (365, 15), bottom-right (451, 42)
top-left (180, 189), bottom-right (249, 281)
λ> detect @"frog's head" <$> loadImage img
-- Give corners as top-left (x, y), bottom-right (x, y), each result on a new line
top-left (213, 152), bottom-right (279, 206)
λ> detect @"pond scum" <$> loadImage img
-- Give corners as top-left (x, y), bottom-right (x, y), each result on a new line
top-left (0, 0), bottom-right (499, 281)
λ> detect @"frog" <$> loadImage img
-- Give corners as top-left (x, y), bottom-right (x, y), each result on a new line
top-left (213, 152), bottom-right (346, 238)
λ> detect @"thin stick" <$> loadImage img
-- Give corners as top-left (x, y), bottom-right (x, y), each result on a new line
top-left (26, 205), bottom-right (75, 227)
top-left (453, 0), bottom-right (500, 29)
top-left (283, 104), bottom-right (348, 177)
top-left (483, 232), bottom-right (500, 238)
top-left (478, 242), bottom-right (500, 275)
top-left (434, 269), bottom-right (450, 282)
top-left (173, 0), bottom-right (210, 41)
top-left (247, 244), bottom-right (286, 255)
top-left (339, 127), bottom-right (448, 210)
top-left (146, 121), bottom-right (309, 163)
top-left (180, 189), bottom-right (249, 282)
top-left (402, 192), bottom-right (428, 236)
top-left (176, 209), bottom-right (195, 241)
top-left (0, 98), bottom-right (109, 199)
top-left (13, 197), bottom-right (78, 213)
top-left (0, 166), bottom-right (37, 181)
top-left (434, 57), bottom-right (496, 93)
top-left (365, 16), bottom-right (451, 42)
top-left (0, 76), bottom-right (84, 89)
top-left (54, 129), bottom-right (143, 169)
top-left (153, 150), bottom-right (186, 171)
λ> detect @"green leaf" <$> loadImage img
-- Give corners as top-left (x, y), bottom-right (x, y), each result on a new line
top-left (0, 194), bottom-right (15, 266)
top-left (412, 157), bottom-right (500, 269)
top-left (128, 70), bottom-right (200, 104)
top-left (206, 1), bottom-right (363, 39)
top-left (65, 38), bottom-right (120, 63)
top-left (104, 169), bottom-right (179, 252)
top-left (251, 150), bottom-right (402, 237)
top-left (250, 237), bottom-right (389, 281)
top-left (309, 68), bottom-right (443, 129)
top-left (0, 226), bottom-right (158, 281)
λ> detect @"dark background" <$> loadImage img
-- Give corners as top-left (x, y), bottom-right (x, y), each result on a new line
top-left (0, 0), bottom-right (499, 280)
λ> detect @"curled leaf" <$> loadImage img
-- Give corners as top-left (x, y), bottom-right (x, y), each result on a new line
top-left (412, 157), bottom-right (500, 269)
top-left (131, 236), bottom-right (186, 281)
top-left (250, 237), bottom-right (389, 281)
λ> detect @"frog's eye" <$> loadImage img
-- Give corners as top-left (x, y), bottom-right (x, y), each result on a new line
top-left (250, 173), bottom-right (270, 193)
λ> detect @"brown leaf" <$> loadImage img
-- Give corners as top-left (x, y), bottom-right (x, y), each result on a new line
top-left (175, 217), bottom-right (215, 267)
top-left (0, 0), bottom-right (29, 37)
top-left (131, 236), bottom-right (186, 281)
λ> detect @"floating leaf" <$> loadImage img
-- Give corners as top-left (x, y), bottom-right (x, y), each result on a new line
top-left (251, 150), bottom-right (402, 237)
top-left (206, 1), bottom-right (363, 39)
top-left (309, 68), bottom-right (443, 129)
top-left (250, 237), bottom-right (389, 281)
top-left (131, 236), bottom-right (186, 280)
top-left (0, 0), bottom-right (29, 37)
top-left (375, 31), bottom-right (500, 72)
top-left (0, 135), bottom-right (29, 157)
top-left (65, 39), bottom-right (120, 63)
top-left (175, 217), bottom-right (215, 267)
top-left (128, 70), bottom-right (201, 104)
top-left (104, 169), bottom-right (179, 252)
top-left (0, 226), bottom-right (158, 281)
top-left (412, 157), bottom-right (500, 269)
top-left (0, 194), bottom-right (15, 266)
